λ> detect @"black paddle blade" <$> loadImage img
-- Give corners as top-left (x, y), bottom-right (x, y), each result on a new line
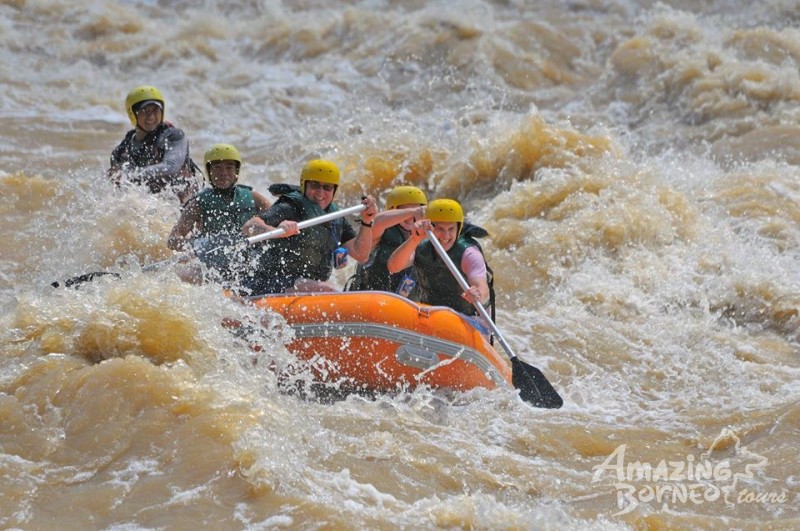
top-left (51, 271), bottom-right (120, 289)
top-left (511, 357), bottom-right (563, 409)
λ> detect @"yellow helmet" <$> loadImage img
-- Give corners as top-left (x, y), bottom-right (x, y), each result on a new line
top-left (300, 159), bottom-right (340, 194)
top-left (427, 198), bottom-right (464, 237)
top-left (204, 143), bottom-right (242, 175)
top-left (426, 199), bottom-right (464, 224)
top-left (125, 85), bottom-right (165, 126)
top-left (386, 185), bottom-right (428, 209)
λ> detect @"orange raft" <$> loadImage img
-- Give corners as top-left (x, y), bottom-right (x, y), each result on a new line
top-left (249, 290), bottom-right (513, 395)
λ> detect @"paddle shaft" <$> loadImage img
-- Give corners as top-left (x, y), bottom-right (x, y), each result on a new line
top-left (247, 204), bottom-right (367, 245)
top-left (159, 203), bottom-right (368, 268)
top-left (426, 228), bottom-right (563, 408)
top-left (55, 204), bottom-right (368, 287)
top-left (425, 230), bottom-right (518, 360)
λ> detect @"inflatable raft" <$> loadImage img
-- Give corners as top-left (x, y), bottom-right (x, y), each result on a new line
top-left (249, 291), bottom-right (513, 396)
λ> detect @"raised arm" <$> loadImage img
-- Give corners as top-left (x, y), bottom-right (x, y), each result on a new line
top-left (252, 191), bottom-right (273, 214)
top-left (242, 202), bottom-right (300, 239)
top-left (343, 195), bottom-right (378, 263)
top-left (369, 206), bottom-right (425, 245)
top-left (167, 198), bottom-right (201, 251)
top-left (387, 219), bottom-right (430, 273)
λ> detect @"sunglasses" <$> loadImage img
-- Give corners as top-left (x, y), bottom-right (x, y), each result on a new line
top-left (306, 181), bottom-right (336, 192)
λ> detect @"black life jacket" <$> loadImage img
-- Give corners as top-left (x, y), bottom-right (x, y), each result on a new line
top-left (413, 223), bottom-right (495, 319)
top-left (347, 225), bottom-right (412, 293)
top-left (249, 191), bottom-right (345, 294)
top-left (111, 123), bottom-right (197, 194)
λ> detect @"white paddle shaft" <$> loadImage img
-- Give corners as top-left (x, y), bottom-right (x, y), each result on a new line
top-left (425, 229), bottom-right (518, 360)
top-left (247, 204), bottom-right (367, 245)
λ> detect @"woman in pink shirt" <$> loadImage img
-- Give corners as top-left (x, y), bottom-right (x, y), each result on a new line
top-left (387, 199), bottom-right (494, 333)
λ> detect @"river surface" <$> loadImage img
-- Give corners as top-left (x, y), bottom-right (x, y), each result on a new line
top-left (1, 1), bottom-right (799, 529)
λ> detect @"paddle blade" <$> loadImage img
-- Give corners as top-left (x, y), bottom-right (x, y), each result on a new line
top-left (51, 271), bottom-right (120, 289)
top-left (511, 357), bottom-right (563, 409)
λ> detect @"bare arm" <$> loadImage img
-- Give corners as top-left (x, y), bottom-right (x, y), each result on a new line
top-left (387, 219), bottom-right (430, 273)
top-left (242, 202), bottom-right (301, 238)
top-left (343, 195), bottom-right (378, 263)
top-left (252, 191), bottom-right (273, 214)
top-left (167, 199), bottom-right (201, 251)
top-left (463, 275), bottom-right (490, 307)
top-left (369, 206), bottom-right (425, 247)
top-left (242, 215), bottom-right (299, 239)
top-left (462, 247), bottom-right (490, 306)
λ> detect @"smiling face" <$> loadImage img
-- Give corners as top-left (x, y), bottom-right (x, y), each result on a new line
top-left (208, 160), bottom-right (239, 190)
top-left (432, 221), bottom-right (459, 251)
top-left (135, 103), bottom-right (162, 133)
top-left (304, 180), bottom-right (336, 209)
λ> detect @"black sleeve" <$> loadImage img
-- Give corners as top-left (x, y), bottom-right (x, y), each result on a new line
top-left (461, 222), bottom-right (489, 239)
top-left (161, 126), bottom-right (186, 142)
top-left (259, 201), bottom-right (300, 227)
top-left (340, 218), bottom-right (357, 244)
top-left (109, 137), bottom-right (127, 167)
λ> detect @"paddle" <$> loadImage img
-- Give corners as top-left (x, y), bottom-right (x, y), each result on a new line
top-left (246, 204), bottom-right (366, 244)
top-left (426, 229), bottom-right (564, 409)
top-left (50, 271), bottom-right (120, 288)
top-left (53, 204), bottom-right (368, 288)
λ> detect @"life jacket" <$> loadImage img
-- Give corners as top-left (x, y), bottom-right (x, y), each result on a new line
top-left (268, 183), bottom-right (301, 196)
top-left (196, 185), bottom-right (257, 236)
top-left (347, 224), bottom-right (411, 293)
top-left (413, 223), bottom-right (494, 317)
top-left (250, 191), bottom-right (345, 293)
top-left (111, 122), bottom-right (198, 194)
top-left (189, 185), bottom-right (258, 283)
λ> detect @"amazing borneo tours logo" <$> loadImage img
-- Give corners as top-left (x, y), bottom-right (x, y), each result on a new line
top-left (592, 428), bottom-right (788, 516)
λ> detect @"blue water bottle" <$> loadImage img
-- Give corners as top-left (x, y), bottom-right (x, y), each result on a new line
top-left (396, 275), bottom-right (416, 298)
top-left (333, 246), bottom-right (349, 269)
